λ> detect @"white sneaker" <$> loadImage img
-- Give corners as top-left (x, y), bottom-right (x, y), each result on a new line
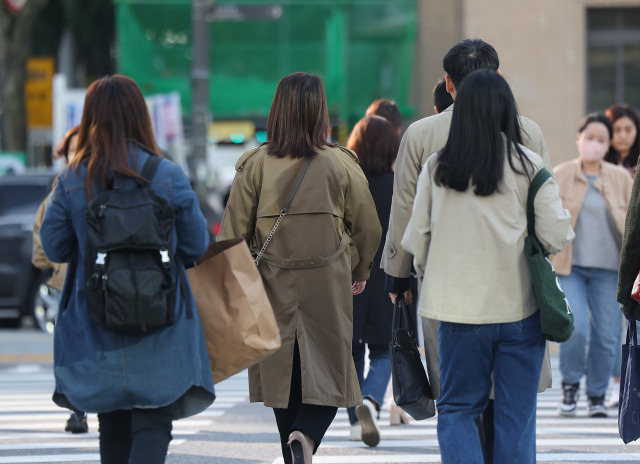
top-left (349, 422), bottom-right (362, 441)
top-left (606, 382), bottom-right (620, 409)
top-left (356, 398), bottom-right (380, 447)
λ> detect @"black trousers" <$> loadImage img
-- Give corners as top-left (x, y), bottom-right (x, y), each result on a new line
top-left (273, 341), bottom-right (338, 464)
top-left (97, 406), bottom-right (173, 464)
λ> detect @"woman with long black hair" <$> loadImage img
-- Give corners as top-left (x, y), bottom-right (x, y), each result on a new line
top-left (401, 69), bottom-right (574, 463)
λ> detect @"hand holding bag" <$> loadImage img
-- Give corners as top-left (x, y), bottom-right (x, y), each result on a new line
top-left (524, 168), bottom-right (574, 343)
top-left (187, 238), bottom-right (281, 383)
top-left (389, 295), bottom-right (436, 420)
top-left (619, 317), bottom-right (640, 444)
top-left (631, 272), bottom-right (640, 303)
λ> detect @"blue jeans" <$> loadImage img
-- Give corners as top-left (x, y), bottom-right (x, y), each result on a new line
top-left (347, 342), bottom-right (391, 425)
top-left (437, 312), bottom-right (545, 464)
top-left (558, 266), bottom-right (620, 397)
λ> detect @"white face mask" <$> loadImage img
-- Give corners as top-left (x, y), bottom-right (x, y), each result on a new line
top-left (578, 139), bottom-right (609, 163)
top-left (577, 121), bottom-right (610, 163)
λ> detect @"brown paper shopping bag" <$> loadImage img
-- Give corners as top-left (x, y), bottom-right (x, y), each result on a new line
top-left (187, 238), bottom-right (281, 383)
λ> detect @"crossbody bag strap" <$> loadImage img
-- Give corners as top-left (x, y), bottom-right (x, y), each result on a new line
top-left (526, 168), bottom-right (552, 237)
top-left (254, 157), bottom-right (313, 266)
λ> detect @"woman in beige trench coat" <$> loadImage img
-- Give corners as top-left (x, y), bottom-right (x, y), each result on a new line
top-left (218, 72), bottom-right (381, 464)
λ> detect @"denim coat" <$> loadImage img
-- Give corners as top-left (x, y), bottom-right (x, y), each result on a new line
top-left (40, 146), bottom-right (215, 419)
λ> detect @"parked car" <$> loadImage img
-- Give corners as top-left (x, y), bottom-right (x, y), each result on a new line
top-left (0, 169), bottom-right (59, 332)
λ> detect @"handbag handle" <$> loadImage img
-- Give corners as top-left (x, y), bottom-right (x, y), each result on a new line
top-left (392, 295), bottom-right (417, 339)
top-left (254, 157), bottom-right (313, 266)
top-left (627, 317), bottom-right (638, 347)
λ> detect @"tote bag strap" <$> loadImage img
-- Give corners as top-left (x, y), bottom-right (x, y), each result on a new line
top-left (254, 157), bottom-right (313, 266)
top-left (628, 317), bottom-right (638, 346)
top-left (526, 168), bottom-right (552, 238)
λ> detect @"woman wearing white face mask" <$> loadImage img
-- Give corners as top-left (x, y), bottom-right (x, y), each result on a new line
top-left (551, 113), bottom-right (633, 419)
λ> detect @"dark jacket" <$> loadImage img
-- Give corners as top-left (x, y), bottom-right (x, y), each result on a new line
top-left (618, 171), bottom-right (640, 307)
top-left (353, 172), bottom-right (394, 345)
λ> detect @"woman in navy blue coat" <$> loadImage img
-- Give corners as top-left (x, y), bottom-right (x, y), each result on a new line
top-left (40, 75), bottom-right (214, 463)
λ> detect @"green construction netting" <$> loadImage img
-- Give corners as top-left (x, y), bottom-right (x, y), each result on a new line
top-left (115, 0), bottom-right (417, 126)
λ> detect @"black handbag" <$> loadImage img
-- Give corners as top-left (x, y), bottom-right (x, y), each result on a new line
top-left (619, 317), bottom-right (640, 444)
top-left (389, 295), bottom-right (436, 420)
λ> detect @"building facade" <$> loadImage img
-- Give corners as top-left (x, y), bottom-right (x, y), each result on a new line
top-left (414, 0), bottom-right (640, 165)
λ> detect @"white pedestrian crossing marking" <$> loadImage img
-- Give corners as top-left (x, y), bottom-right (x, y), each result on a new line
top-left (2, 361), bottom-right (640, 463)
top-left (0, 366), bottom-right (249, 464)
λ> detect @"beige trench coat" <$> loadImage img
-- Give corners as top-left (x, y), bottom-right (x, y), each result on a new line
top-left (218, 145), bottom-right (382, 409)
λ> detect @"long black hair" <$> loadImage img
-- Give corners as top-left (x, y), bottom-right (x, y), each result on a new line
top-left (434, 69), bottom-right (533, 196)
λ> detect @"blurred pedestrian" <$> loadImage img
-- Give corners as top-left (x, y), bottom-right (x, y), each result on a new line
top-left (365, 98), bottom-right (402, 136)
top-left (605, 104), bottom-right (640, 176)
top-left (363, 97), bottom-right (413, 425)
top-left (553, 113), bottom-right (633, 418)
top-left (31, 125), bottom-right (89, 434)
top-left (382, 38), bottom-right (554, 463)
top-left (345, 115), bottom-right (400, 446)
top-left (218, 72), bottom-right (381, 464)
top-left (604, 104), bottom-right (640, 407)
top-left (433, 76), bottom-right (453, 114)
top-left (40, 75), bottom-right (214, 463)
top-left (402, 69), bottom-right (573, 464)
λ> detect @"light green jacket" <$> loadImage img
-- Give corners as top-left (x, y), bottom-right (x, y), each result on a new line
top-left (402, 146), bottom-right (574, 324)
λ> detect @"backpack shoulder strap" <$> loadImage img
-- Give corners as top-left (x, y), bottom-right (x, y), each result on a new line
top-left (139, 154), bottom-right (195, 320)
top-left (141, 155), bottom-right (162, 184)
top-left (526, 168), bottom-right (552, 235)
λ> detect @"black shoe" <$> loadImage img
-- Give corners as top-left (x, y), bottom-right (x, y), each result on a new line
top-left (558, 382), bottom-right (579, 417)
top-left (65, 412), bottom-right (89, 434)
top-left (587, 395), bottom-right (608, 418)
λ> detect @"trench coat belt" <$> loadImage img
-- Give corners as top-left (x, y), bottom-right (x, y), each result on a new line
top-left (259, 233), bottom-right (351, 269)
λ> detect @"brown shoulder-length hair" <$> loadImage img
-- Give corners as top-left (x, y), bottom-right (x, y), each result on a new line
top-left (365, 98), bottom-right (402, 134)
top-left (266, 72), bottom-right (336, 158)
top-left (604, 103), bottom-right (640, 169)
top-left (346, 115), bottom-right (399, 176)
top-left (70, 75), bottom-right (162, 198)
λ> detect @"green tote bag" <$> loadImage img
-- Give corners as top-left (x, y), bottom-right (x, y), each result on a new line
top-left (524, 168), bottom-right (574, 343)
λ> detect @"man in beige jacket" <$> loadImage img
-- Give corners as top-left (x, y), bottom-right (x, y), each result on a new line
top-left (382, 38), bottom-right (553, 462)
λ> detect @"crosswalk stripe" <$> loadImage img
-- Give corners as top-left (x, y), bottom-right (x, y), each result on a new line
top-left (0, 398), bottom-right (242, 410)
top-left (0, 442), bottom-right (98, 451)
top-left (273, 453), bottom-right (640, 464)
top-left (0, 455), bottom-right (100, 463)
top-left (0, 429), bottom-right (200, 440)
top-left (272, 453), bottom-right (640, 464)
top-left (320, 438), bottom-right (635, 448)
top-left (0, 419), bottom-right (213, 430)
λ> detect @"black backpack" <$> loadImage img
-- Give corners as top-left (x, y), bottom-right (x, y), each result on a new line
top-left (81, 155), bottom-right (184, 334)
